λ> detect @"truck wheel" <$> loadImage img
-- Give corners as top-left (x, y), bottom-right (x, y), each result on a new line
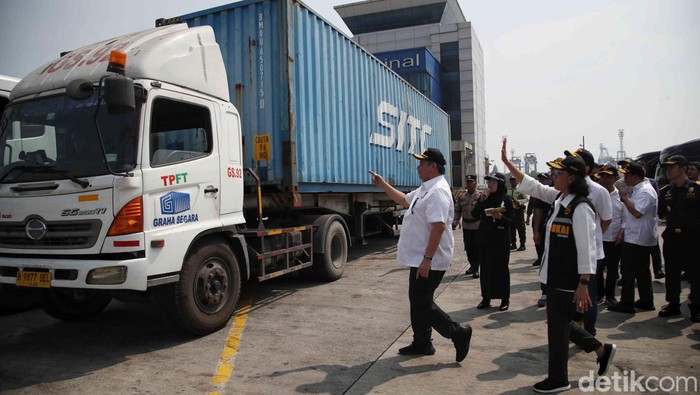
top-left (0, 284), bottom-right (44, 313)
top-left (314, 219), bottom-right (348, 282)
top-left (42, 288), bottom-right (112, 321)
top-left (168, 239), bottom-right (241, 336)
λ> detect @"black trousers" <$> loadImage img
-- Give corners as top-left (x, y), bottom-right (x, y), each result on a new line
top-left (598, 241), bottom-right (622, 301)
top-left (408, 267), bottom-right (460, 344)
top-left (546, 287), bottom-right (602, 383)
top-left (510, 209), bottom-right (526, 246)
top-left (620, 242), bottom-right (654, 306)
top-left (462, 228), bottom-right (479, 271)
top-left (663, 228), bottom-right (699, 307)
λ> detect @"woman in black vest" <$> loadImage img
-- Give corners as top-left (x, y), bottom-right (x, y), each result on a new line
top-left (472, 172), bottom-right (514, 311)
top-left (501, 139), bottom-right (617, 394)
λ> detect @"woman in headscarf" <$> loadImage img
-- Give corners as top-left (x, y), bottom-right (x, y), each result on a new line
top-left (472, 172), bottom-right (514, 311)
top-left (501, 138), bottom-right (616, 393)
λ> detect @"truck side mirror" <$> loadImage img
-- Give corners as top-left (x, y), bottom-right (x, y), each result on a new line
top-left (104, 76), bottom-right (135, 114)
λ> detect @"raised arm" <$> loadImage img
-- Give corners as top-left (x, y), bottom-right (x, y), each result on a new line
top-left (369, 170), bottom-right (409, 208)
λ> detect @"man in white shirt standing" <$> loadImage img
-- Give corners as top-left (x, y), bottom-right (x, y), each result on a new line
top-left (595, 165), bottom-right (626, 306)
top-left (609, 161), bottom-right (658, 314)
top-left (369, 148), bottom-right (472, 362)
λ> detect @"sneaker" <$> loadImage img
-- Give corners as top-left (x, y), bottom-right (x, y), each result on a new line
top-left (658, 303), bottom-right (681, 317)
top-left (517, 245), bottom-right (526, 251)
top-left (453, 324), bottom-right (472, 362)
top-left (597, 343), bottom-right (617, 376)
top-left (533, 378), bottom-right (571, 393)
top-left (654, 270), bottom-right (666, 279)
top-left (398, 342), bottom-right (435, 356)
top-left (634, 300), bottom-right (655, 311)
top-left (537, 294), bottom-right (547, 307)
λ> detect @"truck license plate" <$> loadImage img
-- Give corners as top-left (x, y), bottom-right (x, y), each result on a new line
top-left (15, 271), bottom-right (51, 288)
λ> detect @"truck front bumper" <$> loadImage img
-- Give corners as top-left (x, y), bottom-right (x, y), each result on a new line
top-left (0, 256), bottom-right (150, 291)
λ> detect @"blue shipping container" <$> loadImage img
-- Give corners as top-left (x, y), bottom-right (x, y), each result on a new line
top-left (181, 0), bottom-right (450, 193)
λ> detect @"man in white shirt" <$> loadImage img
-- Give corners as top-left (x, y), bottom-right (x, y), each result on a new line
top-left (608, 161), bottom-right (658, 314)
top-left (369, 148), bottom-right (472, 362)
top-left (595, 165), bottom-right (625, 305)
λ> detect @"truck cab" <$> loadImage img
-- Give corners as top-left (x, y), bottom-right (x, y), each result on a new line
top-left (0, 25), bottom-right (252, 334)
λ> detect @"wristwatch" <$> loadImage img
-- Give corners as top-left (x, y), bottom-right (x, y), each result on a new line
top-left (579, 278), bottom-right (589, 285)
top-left (423, 255), bottom-right (433, 261)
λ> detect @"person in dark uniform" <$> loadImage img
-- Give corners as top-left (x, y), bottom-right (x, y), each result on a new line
top-left (502, 140), bottom-right (616, 393)
top-left (657, 155), bottom-right (700, 322)
top-left (508, 176), bottom-right (528, 251)
top-left (453, 175), bottom-right (483, 278)
top-left (472, 172), bottom-right (514, 311)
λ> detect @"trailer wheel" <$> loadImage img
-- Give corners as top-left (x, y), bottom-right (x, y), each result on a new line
top-left (168, 239), bottom-right (241, 336)
top-left (313, 218), bottom-right (348, 282)
top-left (42, 288), bottom-right (112, 321)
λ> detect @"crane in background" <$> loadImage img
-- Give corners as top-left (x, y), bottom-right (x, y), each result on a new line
top-left (523, 153), bottom-right (538, 175)
top-left (616, 129), bottom-right (627, 161)
top-left (598, 143), bottom-right (614, 165)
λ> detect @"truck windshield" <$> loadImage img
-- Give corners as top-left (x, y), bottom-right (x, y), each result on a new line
top-left (0, 92), bottom-right (140, 183)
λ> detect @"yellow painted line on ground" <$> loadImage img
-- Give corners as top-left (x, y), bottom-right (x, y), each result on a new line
top-left (209, 285), bottom-right (254, 395)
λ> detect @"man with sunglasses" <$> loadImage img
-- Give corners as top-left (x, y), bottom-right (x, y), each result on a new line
top-left (369, 148), bottom-right (472, 362)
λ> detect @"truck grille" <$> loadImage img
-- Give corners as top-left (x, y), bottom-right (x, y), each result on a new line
top-left (0, 219), bottom-right (102, 249)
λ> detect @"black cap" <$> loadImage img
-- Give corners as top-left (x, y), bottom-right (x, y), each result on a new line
top-left (617, 157), bottom-right (633, 168)
top-left (548, 156), bottom-right (586, 177)
top-left (465, 174), bottom-right (477, 181)
top-left (413, 148), bottom-right (446, 166)
top-left (661, 154), bottom-right (689, 167)
top-left (536, 172), bottom-right (549, 180)
top-left (484, 172), bottom-right (506, 184)
top-left (619, 161), bottom-right (645, 177)
top-left (597, 164), bottom-right (619, 178)
top-left (564, 148), bottom-right (595, 169)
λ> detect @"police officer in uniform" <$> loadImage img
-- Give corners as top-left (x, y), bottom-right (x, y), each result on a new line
top-left (658, 155), bottom-right (700, 322)
top-left (453, 175), bottom-right (482, 278)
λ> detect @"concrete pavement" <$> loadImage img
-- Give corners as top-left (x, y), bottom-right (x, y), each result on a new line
top-left (346, 228), bottom-right (699, 394)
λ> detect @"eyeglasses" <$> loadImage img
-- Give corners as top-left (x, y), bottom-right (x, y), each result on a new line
top-left (552, 169), bottom-right (567, 176)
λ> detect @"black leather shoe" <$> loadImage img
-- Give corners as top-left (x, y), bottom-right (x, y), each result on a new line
top-left (658, 303), bottom-right (681, 317)
top-left (510, 244), bottom-right (517, 250)
top-left (597, 343), bottom-right (617, 376)
top-left (634, 300), bottom-right (655, 311)
top-left (499, 299), bottom-right (509, 311)
top-left (691, 310), bottom-right (700, 323)
top-left (517, 245), bottom-right (526, 251)
top-left (477, 299), bottom-right (491, 309)
top-left (472, 271), bottom-right (480, 279)
top-left (398, 342), bottom-right (435, 356)
top-left (608, 303), bottom-right (635, 314)
top-left (465, 267), bottom-right (475, 275)
top-left (453, 324), bottom-right (472, 362)
top-left (654, 270), bottom-right (666, 279)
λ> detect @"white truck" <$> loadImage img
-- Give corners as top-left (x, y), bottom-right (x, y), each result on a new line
top-left (0, 2), bottom-right (449, 335)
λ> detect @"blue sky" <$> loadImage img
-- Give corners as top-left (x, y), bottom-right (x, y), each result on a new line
top-left (1, 0), bottom-right (698, 169)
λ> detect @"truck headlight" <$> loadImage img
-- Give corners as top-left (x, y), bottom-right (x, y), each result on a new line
top-left (87, 266), bottom-right (127, 285)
